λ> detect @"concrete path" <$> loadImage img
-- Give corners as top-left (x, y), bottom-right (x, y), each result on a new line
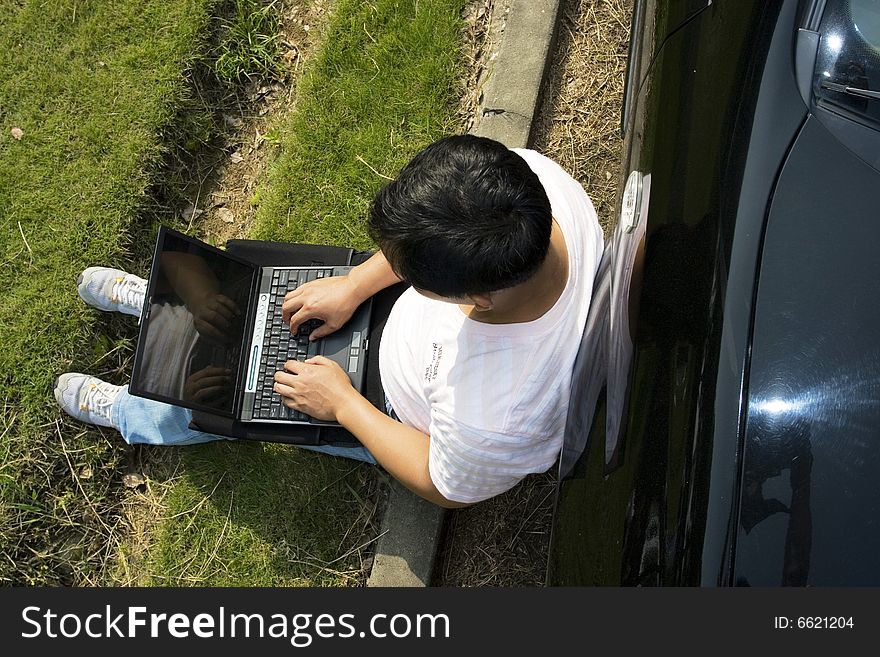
top-left (366, 0), bottom-right (563, 587)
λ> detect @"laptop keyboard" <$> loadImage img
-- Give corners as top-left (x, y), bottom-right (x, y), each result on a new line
top-left (252, 268), bottom-right (333, 421)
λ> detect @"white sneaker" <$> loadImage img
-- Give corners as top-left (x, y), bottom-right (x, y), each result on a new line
top-left (77, 267), bottom-right (146, 317)
top-left (54, 373), bottom-right (123, 429)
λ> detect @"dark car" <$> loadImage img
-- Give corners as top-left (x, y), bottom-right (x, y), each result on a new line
top-left (547, 0), bottom-right (880, 586)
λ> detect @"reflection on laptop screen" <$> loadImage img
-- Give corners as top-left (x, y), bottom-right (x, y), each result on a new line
top-left (136, 231), bottom-right (254, 415)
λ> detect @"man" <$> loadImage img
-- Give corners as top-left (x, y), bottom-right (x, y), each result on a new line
top-left (55, 135), bottom-right (603, 508)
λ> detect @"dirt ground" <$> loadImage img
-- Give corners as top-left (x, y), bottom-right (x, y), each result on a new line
top-left (196, 0), bottom-right (331, 245)
top-left (434, 0), bottom-right (631, 587)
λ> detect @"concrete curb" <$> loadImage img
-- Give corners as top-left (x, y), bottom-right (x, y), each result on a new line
top-left (365, 0), bottom-right (563, 587)
top-left (472, 0), bottom-right (563, 149)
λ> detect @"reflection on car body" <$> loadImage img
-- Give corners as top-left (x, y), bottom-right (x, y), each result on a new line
top-left (548, 0), bottom-right (880, 586)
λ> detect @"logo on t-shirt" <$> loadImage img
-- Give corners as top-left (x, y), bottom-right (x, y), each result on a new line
top-left (425, 342), bottom-right (443, 382)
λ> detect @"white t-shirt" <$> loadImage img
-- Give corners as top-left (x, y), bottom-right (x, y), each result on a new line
top-left (378, 148), bottom-right (603, 503)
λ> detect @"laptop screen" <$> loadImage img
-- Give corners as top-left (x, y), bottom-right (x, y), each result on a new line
top-left (132, 228), bottom-right (256, 416)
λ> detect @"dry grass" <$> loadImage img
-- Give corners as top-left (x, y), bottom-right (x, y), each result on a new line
top-left (435, 0), bottom-right (631, 587)
top-left (437, 471), bottom-right (557, 586)
top-left (536, 0), bottom-right (632, 234)
top-left (107, 447), bottom-right (184, 585)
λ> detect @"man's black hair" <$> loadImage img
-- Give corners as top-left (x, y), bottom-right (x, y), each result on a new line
top-left (368, 134), bottom-right (552, 297)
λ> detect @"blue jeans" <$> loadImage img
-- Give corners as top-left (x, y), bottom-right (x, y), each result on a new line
top-left (110, 386), bottom-right (378, 464)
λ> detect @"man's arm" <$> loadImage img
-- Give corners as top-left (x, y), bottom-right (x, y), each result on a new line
top-left (346, 251), bottom-right (403, 301)
top-left (274, 356), bottom-right (469, 509)
top-left (336, 394), bottom-right (471, 509)
top-left (158, 251), bottom-right (221, 304)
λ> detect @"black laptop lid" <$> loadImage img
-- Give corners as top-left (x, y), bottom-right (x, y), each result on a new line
top-left (130, 227), bottom-right (258, 417)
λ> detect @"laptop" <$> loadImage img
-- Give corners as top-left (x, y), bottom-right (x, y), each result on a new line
top-left (130, 226), bottom-right (372, 426)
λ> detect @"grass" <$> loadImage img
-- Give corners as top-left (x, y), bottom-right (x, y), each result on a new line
top-left (251, 0), bottom-right (469, 247)
top-left (0, 0), bottom-right (220, 585)
top-left (0, 0), bottom-right (469, 585)
top-left (143, 442), bottom-right (384, 586)
top-left (143, 0), bottom-right (470, 586)
top-left (535, 0), bottom-right (630, 232)
top-left (212, 0), bottom-right (283, 84)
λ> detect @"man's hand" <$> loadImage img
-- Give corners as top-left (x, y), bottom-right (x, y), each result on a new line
top-left (189, 293), bottom-right (239, 344)
top-left (281, 275), bottom-right (362, 340)
top-left (273, 356), bottom-right (357, 421)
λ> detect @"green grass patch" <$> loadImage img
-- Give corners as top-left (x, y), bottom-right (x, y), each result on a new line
top-left (144, 442), bottom-right (382, 586)
top-left (251, 0), bottom-right (469, 246)
top-left (1, 0), bottom-right (468, 586)
top-left (211, 0), bottom-right (283, 84)
top-left (0, 0), bottom-right (219, 585)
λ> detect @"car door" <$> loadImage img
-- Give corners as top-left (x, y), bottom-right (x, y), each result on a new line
top-left (547, 0), bottom-right (809, 586)
top-left (734, 0), bottom-right (880, 586)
